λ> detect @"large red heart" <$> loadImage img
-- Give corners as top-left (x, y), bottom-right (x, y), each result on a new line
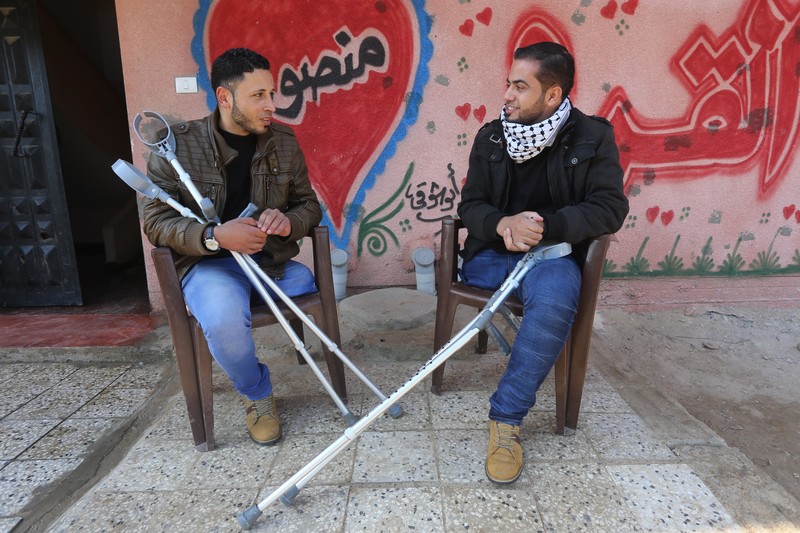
top-left (204, 0), bottom-right (419, 232)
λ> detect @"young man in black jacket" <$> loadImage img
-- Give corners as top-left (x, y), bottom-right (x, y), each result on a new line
top-left (457, 42), bottom-right (629, 483)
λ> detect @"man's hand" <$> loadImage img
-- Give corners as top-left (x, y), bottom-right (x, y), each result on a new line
top-left (257, 208), bottom-right (292, 237)
top-left (496, 211), bottom-right (544, 252)
top-left (213, 218), bottom-right (268, 254)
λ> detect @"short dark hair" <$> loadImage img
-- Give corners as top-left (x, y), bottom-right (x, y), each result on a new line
top-left (210, 48), bottom-right (271, 92)
top-left (513, 42), bottom-right (574, 98)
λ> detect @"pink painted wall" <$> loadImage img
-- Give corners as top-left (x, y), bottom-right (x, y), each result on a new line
top-left (115, 0), bottom-right (800, 310)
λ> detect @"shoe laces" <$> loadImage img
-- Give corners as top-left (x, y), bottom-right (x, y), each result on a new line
top-left (251, 397), bottom-right (275, 418)
top-left (492, 423), bottom-right (519, 455)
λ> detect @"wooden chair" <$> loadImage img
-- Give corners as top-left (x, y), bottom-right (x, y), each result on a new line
top-left (151, 226), bottom-right (346, 451)
top-left (430, 217), bottom-right (610, 435)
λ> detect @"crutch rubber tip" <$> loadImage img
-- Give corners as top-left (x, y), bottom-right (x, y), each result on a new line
top-left (344, 412), bottom-right (358, 426)
top-left (387, 404), bottom-right (404, 419)
top-left (237, 505), bottom-right (262, 530)
top-left (279, 485), bottom-right (300, 506)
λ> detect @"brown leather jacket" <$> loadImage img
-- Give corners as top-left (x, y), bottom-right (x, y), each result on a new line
top-left (140, 109), bottom-right (322, 280)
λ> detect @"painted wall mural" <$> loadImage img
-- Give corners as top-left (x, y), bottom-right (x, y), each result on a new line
top-left (118, 0), bottom-right (800, 290)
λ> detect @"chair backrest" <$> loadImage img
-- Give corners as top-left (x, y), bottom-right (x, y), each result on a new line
top-left (571, 233), bottom-right (611, 361)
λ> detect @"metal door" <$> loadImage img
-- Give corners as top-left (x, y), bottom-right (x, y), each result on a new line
top-left (1, 0), bottom-right (81, 306)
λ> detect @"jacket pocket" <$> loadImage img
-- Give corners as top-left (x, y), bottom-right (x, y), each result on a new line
top-left (264, 170), bottom-right (292, 209)
top-left (564, 142), bottom-right (597, 168)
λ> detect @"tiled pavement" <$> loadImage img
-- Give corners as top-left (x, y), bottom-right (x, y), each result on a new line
top-left (2, 289), bottom-right (799, 532)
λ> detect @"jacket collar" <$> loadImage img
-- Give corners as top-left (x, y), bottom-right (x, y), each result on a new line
top-left (206, 108), bottom-right (274, 166)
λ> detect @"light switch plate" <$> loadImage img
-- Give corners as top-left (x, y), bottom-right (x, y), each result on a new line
top-left (175, 76), bottom-right (198, 94)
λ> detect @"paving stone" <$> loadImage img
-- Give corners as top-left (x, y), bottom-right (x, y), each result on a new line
top-left (346, 486), bottom-right (444, 531)
top-left (443, 486), bottom-right (544, 532)
top-left (0, 458), bottom-right (81, 515)
top-left (528, 462), bottom-right (642, 532)
top-left (0, 419), bottom-right (61, 460)
top-left (609, 463), bottom-right (738, 532)
top-left (20, 418), bottom-right (120, 459)
top-left (353, 431), bottom-right (437, 483)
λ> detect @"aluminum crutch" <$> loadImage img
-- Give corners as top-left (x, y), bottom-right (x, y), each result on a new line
top-left (236, 240), bottom-right (572, 530)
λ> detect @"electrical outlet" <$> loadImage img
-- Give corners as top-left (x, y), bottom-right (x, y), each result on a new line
top-left (175, 77), bottom-right (198, 94)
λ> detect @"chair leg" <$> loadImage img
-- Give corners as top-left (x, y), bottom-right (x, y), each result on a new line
top-left (476, 329), bottom-right (488, 354)
top-left (564, 336), bottom-right (591, 432)
top-left (313, 311), bottom-right (347, 402)
top-left (554, 336), bottom-right (572, 436)
top-left (430, 301), bottom-right (461, 395)
top-left (172, 338), bottom-right (209, 451)
top-left (290, 317), bottom-right (307, 365)
top-left (191, 322), bottom-right (216, 451)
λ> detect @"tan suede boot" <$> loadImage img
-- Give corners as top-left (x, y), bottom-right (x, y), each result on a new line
top-left (244, 395), bottom-right (282, 445)
top-left (486, 420), bottom-right (523, 484)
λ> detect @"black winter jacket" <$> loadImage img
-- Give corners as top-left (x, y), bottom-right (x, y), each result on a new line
top-left (457, 107), bottom-right (629, 265)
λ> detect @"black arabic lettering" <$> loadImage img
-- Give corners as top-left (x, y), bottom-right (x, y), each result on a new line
top-left (277, 28), bottom-right (388, 120)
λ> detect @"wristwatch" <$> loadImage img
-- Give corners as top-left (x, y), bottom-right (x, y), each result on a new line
top-left (203, 224), bottom-right (220, 252)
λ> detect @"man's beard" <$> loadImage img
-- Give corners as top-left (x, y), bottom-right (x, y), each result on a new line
top-left (231, 100), bottom-right (265, 135)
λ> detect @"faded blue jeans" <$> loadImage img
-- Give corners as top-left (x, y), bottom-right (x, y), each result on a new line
top-left (181, 255), bottom-right (317, 401)
top-left (461, 248), bottom-right (581, 426)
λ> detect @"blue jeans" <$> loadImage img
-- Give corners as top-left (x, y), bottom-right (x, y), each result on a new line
top-left (181, 255), bottom-right (317, 400)
top-left (461, 248), bottom-right (581, 426)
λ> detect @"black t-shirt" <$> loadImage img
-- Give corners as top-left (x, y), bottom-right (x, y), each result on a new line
top-left (218, 129), bottom-right (256, 223)
top-left (506, 147), bottom-right (553, 217)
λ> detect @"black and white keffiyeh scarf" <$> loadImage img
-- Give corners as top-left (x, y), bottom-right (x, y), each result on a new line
top-left (501, 97), bottom-right (572, 163)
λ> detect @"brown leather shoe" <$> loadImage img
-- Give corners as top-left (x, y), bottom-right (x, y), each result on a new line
top-left (486, 420), bottom-right (523, 484)
top-left (244, 395), bottom-right (282, 445)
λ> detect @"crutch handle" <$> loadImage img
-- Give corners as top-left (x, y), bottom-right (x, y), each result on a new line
top-left (238, 203), bottom-right (258, 219)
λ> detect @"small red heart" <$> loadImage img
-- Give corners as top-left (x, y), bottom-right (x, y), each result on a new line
top-left (783, 204), bottom-right (796, 219)
top-left (476, 7), bottom-right (492, 26)
top-left (620, 0), bottom-right (639, 15)
top-left (600, 0), bottom-right (618, 19)
top-left (455, 103), bottom-right (471, 121)
top-left (473, 105), bottom-right (486, 123)
top-left (661, 210), bottom-right (675, 225)
top-left (459, 19), bottom-right (474, 37)
top-left (646, 206), bottom-right (660, 223)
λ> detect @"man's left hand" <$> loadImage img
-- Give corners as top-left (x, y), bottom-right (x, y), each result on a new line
top-left (257, 208), bottom-right (292, 237)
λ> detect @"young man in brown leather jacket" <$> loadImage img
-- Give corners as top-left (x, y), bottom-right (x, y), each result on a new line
top-left (140, 48), bottom-right (322, 445)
